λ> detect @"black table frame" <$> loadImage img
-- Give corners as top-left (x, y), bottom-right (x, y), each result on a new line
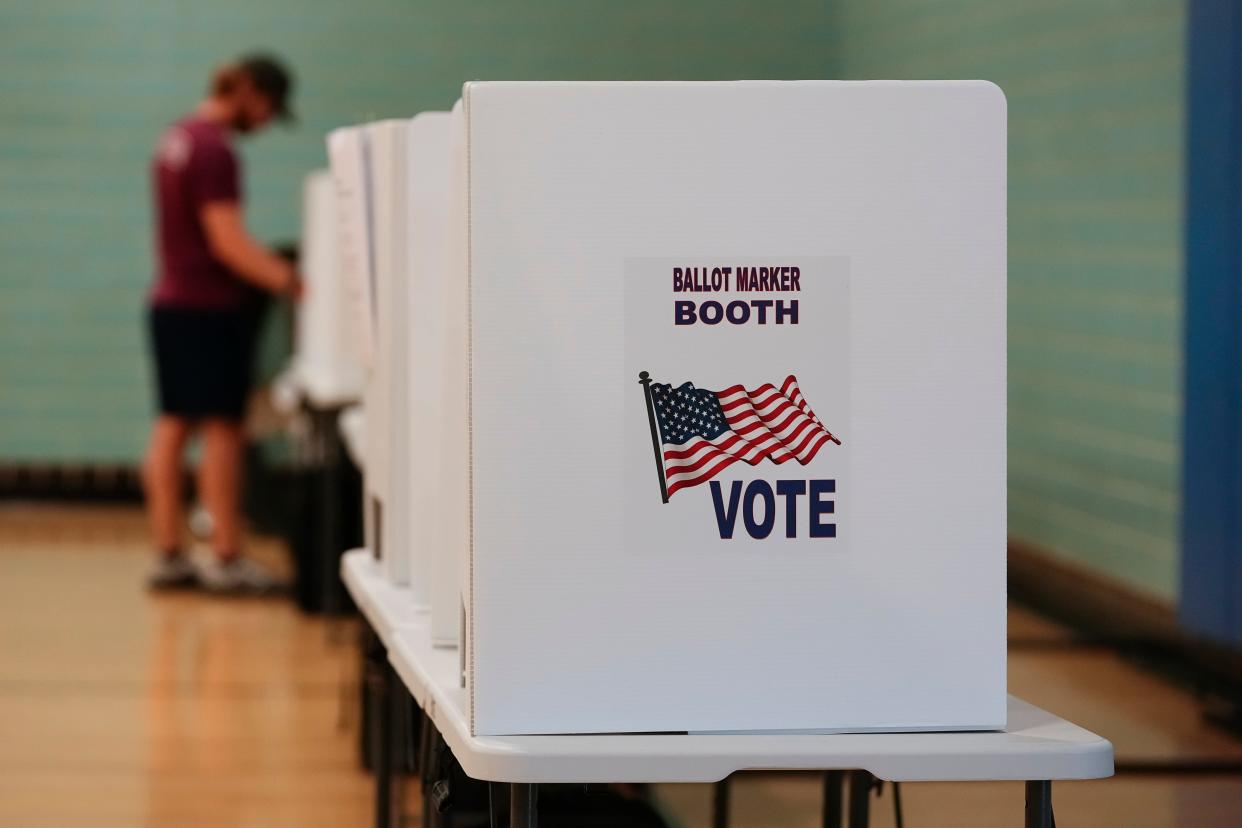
top-left (363, 628), bottom-right (1058, 828)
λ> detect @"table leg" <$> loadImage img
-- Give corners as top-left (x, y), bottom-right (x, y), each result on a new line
top-left (510, 783), bottom-right (538, 828)
top-left (712, 777), bottom-right (730, 828)
top-left (1025, 780), bottom-right (1052, 828)
top-left (360, 627), bottom-right (380, 769)
top-left (847, 771), bottom-right (872, 828)
top-left (489, 782), bottom-right (508, 828)
top-left (317, 408), bottom-right (341, 615)
top-left (419, 720), bottom-right (432, 828)
top-left (822, 770), bottom-right (845, 828)
top-left (375, 660), bottom-right (393, 828)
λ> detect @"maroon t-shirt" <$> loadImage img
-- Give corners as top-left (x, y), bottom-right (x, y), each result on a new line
top-left (149, 116), bottom-right (246, 309)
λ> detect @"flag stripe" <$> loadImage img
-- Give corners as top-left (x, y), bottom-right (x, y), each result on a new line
top-left (666, 453), bottom-right (741, 496)
top-left (731, 403), bottom-right (818, 447)
top-left (663, 430), bottom-right (745, 461)
top-left (655, 374), bottom-right (840, 498)
top-left (664, 432), bottom-right (785, 481)
top-left (784, 377), bottom-right (825, 428)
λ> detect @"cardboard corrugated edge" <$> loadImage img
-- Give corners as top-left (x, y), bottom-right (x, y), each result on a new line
top-left (463, 84), bottom-right (477, 737)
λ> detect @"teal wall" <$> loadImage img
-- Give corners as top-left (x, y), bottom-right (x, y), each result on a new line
top-left (0, 0), bottom-right (835, 462)
top-left (1, 1), bottom-right (1187, 600)
top-left (827, 0), bottom-right (1186, 600)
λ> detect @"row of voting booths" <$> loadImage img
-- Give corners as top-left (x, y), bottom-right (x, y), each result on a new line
top-left (322, 109), bottom-right (465, 649)
top-left (293, 78), bottom-right (1020, 824)
top-left (279, 168), bottom-right (366, 615)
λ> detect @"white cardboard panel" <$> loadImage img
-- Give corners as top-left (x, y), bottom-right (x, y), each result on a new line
top-left (431, 100), bottom-right (470, 648)
top-left (325, 127), bottom-right (376, 369)
top-left (368, 119), bottom-right (413, 586)
top-left (405, 111), bottom-right (453, 608)
top-left (295, 170), bottom-right (364, 407)
top-left (327, 126), bottom-right (386, 561)
top-left (464, 81), bottom-right (1008, 736)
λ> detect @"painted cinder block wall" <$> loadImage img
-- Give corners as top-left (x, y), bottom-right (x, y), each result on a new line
top-left (0, 0), bottom-right (837, 461)
top-left (2, 1), bottom-right (1187, 601)
top-left (827, 0), bottom-right (1186, 601)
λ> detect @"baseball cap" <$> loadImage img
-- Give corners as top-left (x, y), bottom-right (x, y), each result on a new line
top-left (239, 53), bottom-right (295, 123)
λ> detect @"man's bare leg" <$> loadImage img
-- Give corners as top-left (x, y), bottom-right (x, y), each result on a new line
top-left (195, 417), bottom-right (285, 593)
top-left (142, 415), bottom-right (192, 556)
top-left (199, 417), bottom-right (244, 559)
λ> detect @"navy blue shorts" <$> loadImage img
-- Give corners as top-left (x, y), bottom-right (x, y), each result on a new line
top-left (148, 305), bottom-right (257, 420)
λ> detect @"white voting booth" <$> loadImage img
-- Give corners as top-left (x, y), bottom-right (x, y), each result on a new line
top-left (325, 125), bottom-right (384, 561)
top-left (405, 111), bottom-right (453, 614)
top-left (367, 120), bottom-right (419, 590)
top-left (331, 82), bottom-right (1110, 828)
top-left (455, 81), bottom-right (1008, 737)
top-left (431, 100), bottom-right (469, 648)
top-left (330, 80), bottom-right (1008, 740)
top-left (328, 115), bottom-right (457, 613)
top-left (293, 170), bottom-right (365, 407)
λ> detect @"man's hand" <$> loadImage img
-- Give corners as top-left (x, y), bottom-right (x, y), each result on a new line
top-left (201, 200), bottom-right (299, 297)
top-left (285, 272), bottom-right (305, 301)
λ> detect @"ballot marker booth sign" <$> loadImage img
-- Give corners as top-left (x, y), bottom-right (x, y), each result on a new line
top-left (624, 258), bottom-right (849, 548)
top-left (461, 81), bottom-right (1007, 737)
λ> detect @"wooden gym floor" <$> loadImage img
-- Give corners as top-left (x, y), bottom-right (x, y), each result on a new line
top-left (2, 503), bottom-right (1241, 827)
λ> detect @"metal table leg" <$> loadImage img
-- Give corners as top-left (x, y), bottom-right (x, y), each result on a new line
top-left (489, 782), bottom-right (508, 828)
top-left (1025, 780), bottom-right (1053, 828)
top-left (712, 777), bottom-right (730, 828)
top-left (375, 659), bottom-right (393, 828)
top-left (510, 783), bottom-right (538, 828)
top-left (847, 771), bottom-right (872, 828)
top-left (822, 770), bottom-right (845, 828)
top-left (317, 407), bottom-right (343, 615)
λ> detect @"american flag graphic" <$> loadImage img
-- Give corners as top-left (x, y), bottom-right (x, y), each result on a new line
top-left (643, 374), bottom-right (842, 500)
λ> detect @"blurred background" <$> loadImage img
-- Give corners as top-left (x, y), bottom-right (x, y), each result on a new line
top-left (2, 0), bottom-right (1240, 826)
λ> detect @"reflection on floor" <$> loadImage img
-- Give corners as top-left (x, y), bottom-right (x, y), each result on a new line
top-left (1, 503), bottom-right (1240, 827)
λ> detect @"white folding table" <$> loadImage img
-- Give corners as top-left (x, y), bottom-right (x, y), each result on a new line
top-left (341, 548), bottom-right (425, 647)
top-left (341, 550), bottom-right (1114, 828)
top-left (341, 549), bottom-right (429, 828)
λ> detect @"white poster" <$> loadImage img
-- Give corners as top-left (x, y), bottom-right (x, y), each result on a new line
top-left (624, 257), bottom-right (850, 553)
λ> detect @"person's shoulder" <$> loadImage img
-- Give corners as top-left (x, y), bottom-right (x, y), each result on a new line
top-left (180, 116), bottom-right (233, 151)
top-left (155, 119), bottom-right (196, 170)
top-left (155, 117), bottom-right (235, 173)
top-left (169, 117), bottom-right (236, 165)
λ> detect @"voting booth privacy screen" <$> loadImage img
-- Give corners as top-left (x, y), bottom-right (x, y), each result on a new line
top-left (431, 100), bottom-right (470, 649)
top-left (325, 126), bottom-right (387, 563)
top-left (367, 120), bottom-right (415, 588)
top-left (455, 81), bottom-right (1007, 736)
top-left (294, 171), bottom-right (364, 407)
top-left (405, 111), bottom-right (453, 613)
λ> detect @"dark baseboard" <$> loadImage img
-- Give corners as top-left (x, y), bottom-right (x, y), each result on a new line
top-left (1009, 538), bottom-right (1242, 712)
top-left (0, 453), bottom-right (296, 534)
top-left (0, 463), bottom-right (144, 501)
top-left (1009, 539), bottom-right (1180, 643)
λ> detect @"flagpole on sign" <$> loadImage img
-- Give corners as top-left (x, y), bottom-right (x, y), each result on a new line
top-left (638, 371), bottom-right (670, 503)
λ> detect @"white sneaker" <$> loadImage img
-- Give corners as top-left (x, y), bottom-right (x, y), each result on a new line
top-left (196, 554), bottom-right (289, 595)
top-left (146, 554), bottom-right (199, 590)
top-left (188, 504), bottom-right (214, 541)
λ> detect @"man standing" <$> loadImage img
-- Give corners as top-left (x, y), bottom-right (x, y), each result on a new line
top-left (144, 54), bottom-right (300, 591)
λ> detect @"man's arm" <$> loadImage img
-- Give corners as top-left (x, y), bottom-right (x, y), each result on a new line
top-left (200, 201), bottom-right (298, 296)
